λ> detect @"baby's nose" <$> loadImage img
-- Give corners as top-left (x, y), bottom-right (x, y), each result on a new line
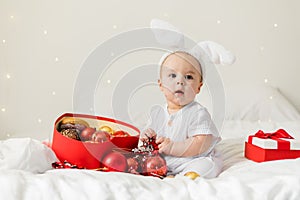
top-left (176, 80), bottom-right (184, 85)
top-left (176, 76), bottom-right (185, 85)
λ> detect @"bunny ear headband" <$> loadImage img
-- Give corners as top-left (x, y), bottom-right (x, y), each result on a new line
top-left (150, 19), bottom-right (236, 77)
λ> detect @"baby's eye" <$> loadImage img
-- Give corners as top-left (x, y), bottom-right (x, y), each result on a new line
top-left (185, 75), bottom-right (194, 80)
top-left (169, 73), bottom-right (176, 78)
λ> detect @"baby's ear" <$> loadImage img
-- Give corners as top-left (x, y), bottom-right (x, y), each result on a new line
top-left (158, 79), bottom-right (163, 90)
top-left (197, 82), bottom-right (203, 93)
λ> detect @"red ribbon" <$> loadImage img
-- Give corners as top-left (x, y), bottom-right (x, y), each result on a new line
top-left (248, 129), bottom-right (294, 150)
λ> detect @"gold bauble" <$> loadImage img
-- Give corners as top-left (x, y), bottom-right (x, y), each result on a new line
top-left (184, 172), bottom-right (200, 180)
top-left (61, 117), bottom-right (89, 127)
top-left (99, 125), bottom-right (114, 135)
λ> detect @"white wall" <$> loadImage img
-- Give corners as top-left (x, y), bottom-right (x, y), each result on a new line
top-left (1, 0), bottom-right (299, 140)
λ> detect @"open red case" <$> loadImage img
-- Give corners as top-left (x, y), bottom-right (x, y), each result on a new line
top-left (52, 113), bottom-right (140, 169)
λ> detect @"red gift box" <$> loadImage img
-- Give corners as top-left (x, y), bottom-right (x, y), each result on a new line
top-left (52, 113), bottom-right (140, 169)
top-left (244, 129), bottom-right (300, 162)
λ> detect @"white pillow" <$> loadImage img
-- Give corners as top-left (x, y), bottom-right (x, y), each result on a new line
top-left (224, 83), bottom-right (300, 122)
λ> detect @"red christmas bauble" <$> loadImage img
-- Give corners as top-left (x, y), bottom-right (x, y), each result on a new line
top-left (80, 127), bottom-right (96, 141)
top-left (127, 157), bottom-right (139, 172)
top-left (142, 152), bottom-right (167, 177)
top-left (102, 152), bottom-right (127, 172)
top-left (113, 130), bottom-right (130, 137)
top-left (92, 130), bottom-right (111, 143)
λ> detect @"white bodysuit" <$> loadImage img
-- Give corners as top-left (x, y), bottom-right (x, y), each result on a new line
top-left (144, 101), bottom-right (222, 178)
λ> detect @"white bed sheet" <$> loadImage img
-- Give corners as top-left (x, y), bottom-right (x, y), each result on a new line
top-left (1, 121), bottom-right (300, 200)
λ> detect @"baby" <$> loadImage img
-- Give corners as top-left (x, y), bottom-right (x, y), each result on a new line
top-left (140, 51), bottom-right (222, 179)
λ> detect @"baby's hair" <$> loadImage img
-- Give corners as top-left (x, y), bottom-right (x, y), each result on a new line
top-left (160, 51), bottom-right (203, 83)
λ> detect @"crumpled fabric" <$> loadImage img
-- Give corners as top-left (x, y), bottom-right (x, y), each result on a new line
top-left (0, 138), bottom-right (58, 173)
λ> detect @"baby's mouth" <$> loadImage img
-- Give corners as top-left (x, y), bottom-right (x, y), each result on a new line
top-left (174, 90), bottom-right (184, 95)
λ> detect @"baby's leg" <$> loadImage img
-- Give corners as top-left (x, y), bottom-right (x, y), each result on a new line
top-left (180, 156), bottom-right (222, 179)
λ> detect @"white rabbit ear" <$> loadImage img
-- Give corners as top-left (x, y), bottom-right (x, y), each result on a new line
top-left (150, 19), bottom-right (185, 48)
top-left (196, 41), bottom-right (236, 65)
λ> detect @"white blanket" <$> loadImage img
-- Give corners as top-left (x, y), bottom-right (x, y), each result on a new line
top-left (1, 126), bottom-right (300, 199)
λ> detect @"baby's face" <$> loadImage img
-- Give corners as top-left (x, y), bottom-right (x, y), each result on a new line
top-left (159, 52), bottom-right (203, 109)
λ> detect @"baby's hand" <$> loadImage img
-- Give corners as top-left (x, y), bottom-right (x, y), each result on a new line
top-left (140, 128), bottom-right (157, 143)
top-left (156, 137), bottom-right (174, 155)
